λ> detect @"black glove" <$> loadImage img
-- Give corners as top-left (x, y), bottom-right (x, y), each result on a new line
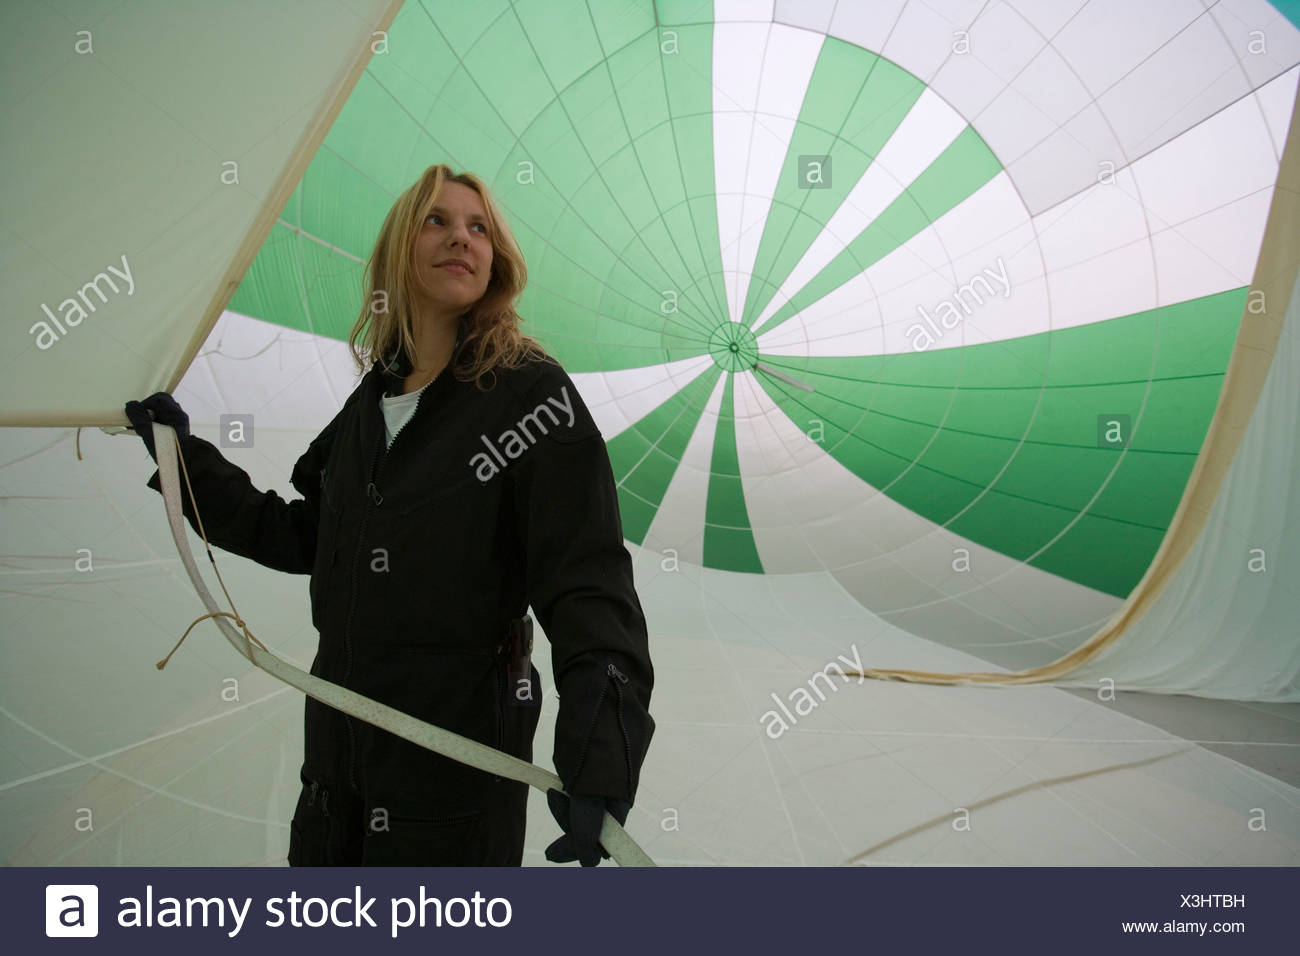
top-left (124, 392), bottom-right (191, 462)
top-left (544, 789), bottom-right (632, 866)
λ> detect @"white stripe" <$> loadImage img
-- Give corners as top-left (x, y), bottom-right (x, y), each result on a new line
top-left (712, 22), bottom-right (824, 323)
top-left (568, 355), bottom-right (715, 439)
top-left (641, 374), bottom-right (731, 567)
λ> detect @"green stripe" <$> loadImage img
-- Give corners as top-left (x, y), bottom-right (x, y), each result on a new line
top-left (753, 126), bottom-right (1003, 338)
top-left (755, 288), bottom-right (1246, 595)
top-left (703, 374), bottom-right (764, 572)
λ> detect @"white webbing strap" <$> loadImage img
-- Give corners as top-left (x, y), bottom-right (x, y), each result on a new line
top-left (152, 422), bottom-right (654, 867)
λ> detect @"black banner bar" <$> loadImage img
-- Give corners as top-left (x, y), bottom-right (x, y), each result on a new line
top-left (8, 866), bottom-right (1289, 954)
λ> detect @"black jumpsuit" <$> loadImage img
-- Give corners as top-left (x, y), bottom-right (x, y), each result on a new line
top-left (145, 323), bottom-right (655, 865)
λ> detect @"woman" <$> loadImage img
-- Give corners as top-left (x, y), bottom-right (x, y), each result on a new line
top-left (125, 164), bottom-right (655, 866)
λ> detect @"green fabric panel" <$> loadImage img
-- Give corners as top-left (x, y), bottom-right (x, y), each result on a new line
top-left (368, 9), bottom-right (459, 134)
top-left (656, 0), bottom-right (715, 26)
top-left (429, 0), bottom-right (512, 55)
top-left (755, 288), bottom-right (1244, 593)
top-left (512, 0), bottom-right (607, 95)
top-left (229, 217), bottom-right (363, 342)
top-left (588, 0), bottom-right (658, 52)
top-left (238, 5), bottom-right (725, 375)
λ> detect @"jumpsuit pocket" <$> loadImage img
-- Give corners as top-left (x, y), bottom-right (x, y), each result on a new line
top-left (288, 778), bottom-right (331, 866)
top-left (362, 810), bottom-right (485, 866)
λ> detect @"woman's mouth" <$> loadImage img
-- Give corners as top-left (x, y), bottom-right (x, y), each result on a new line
top-left (438, 262), bottom-right (470, 275)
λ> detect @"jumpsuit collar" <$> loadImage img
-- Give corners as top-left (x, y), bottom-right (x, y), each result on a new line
top-left (376, 315), bottom-right (470, 398)
top-left (361, 315), bottom-right (469, 462)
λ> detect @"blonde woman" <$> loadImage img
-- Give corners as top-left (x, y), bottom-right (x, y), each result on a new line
top-left (126, 164), bottom-right (655, 866)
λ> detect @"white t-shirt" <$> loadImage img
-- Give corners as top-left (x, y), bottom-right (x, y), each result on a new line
top-left (379, 381), bottom-right (429, 448)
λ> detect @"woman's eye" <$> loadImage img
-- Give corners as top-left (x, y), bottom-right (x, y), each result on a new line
top-left (425, 215), bottom-right (486, 235)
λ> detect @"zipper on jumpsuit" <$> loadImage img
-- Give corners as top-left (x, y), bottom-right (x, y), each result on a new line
top-left (338, 370), bottom-right (439, 796)
top-left (570, 662), bottom-right (636, 796)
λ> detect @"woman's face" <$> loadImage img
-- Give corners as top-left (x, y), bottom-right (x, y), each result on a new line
top-left (411, 180), bottom-right (494, 316)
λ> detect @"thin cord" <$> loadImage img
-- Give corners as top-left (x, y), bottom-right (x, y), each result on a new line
top-left (154, 430), bottom-right (267, 668)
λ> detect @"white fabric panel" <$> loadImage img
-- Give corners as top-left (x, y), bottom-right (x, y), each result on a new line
top-left (1132, 82), bottom-right (1283, 303)
top-left (928, 46), bottom-right (1005, 125)
top-left (931, 2), bottom-right (1044, 121)
top-left (968, 46), bottom-right (1090, 169)
top-left (877, 0), bottom-right (987, 83)
top-left (615, 548), bottom-right (1298, 861)
top-left (1050, 0), bottom-right (1206, 96)
top-left (726, 375), bottom-right (868, 558)
top-left (1058, 262), bottom-right (1300, 701)
top-left (1098, 12), bottom-right (1248, 160)
top-left (734, 368), bottom-right (888, 573)
top-left (1131, 82), bottom-right (1281, 229)
top-left (713, 0), bottom-right (775, 22)
top-left (568, 355), bottom-right (715, 440)
top-left (1210, 0), bottom-right (1300, 88)
top-left (773, 0), bottom-right (836, 32)
top-left (758, 173), bottom-right (1046, 357)
top-left (825, 0), bottom-right (909, 58)
top-left (0, 0), bottom-right (393, 426)
top-left (713, 22), bottom-right (767, 327)
top-left (977, 0), bottom-right (1298, 213)
top-left (712, 23), bottom-right (823, 323)
top-left (1006, 0), bottom-right (1088, 37)
top-left (1005, 101), bottom-right (1126, 218)
top-left (177, 311), bottom-right (361, 437)
top-left (1147, 190), bottom-right (1276, 303)
top-left (961, 2), bottom-right (1043, 81)
top-left (1036, 165), bottom-right (1160, 331)
top-left (640, 374), bottom-right (730, 568)
top-left (749, 89), bottom-right (968, 332)
top-left (1254, 64), bottom-right (1300, 157)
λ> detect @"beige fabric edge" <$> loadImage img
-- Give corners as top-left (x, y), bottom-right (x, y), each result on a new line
top-left (853, 80), bottom-right (1300, 687)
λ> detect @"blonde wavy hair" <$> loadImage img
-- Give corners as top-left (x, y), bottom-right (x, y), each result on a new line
top-left (347, 163), bottom-right (549, 390)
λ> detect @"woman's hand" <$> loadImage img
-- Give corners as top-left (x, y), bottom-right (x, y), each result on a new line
top-left (124, 392), bottom-right (191, 462)
top-left (544, 789), bottom-right (632, 866)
